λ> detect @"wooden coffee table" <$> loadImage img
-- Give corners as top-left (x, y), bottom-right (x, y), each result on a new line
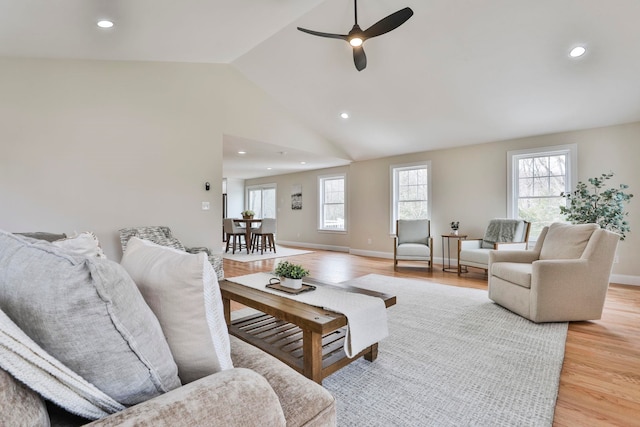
top-left (220, 277), bottom-right (396, 384)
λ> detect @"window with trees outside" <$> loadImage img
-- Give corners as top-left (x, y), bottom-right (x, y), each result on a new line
top-left (391, 162), bottom-right (431, 232)
top-left (247, 184), bottom-right (276, 219)
top-left (507, 144), bottom-right (577, 241)
top-left (318, 174), bottom-right (346, 231)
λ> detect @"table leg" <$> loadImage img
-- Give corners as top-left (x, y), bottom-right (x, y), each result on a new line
top-left (364, 343), bottom-right (379, 362)
top-left (245, 227), bottom-right (251, 254)
top-left (303, 329), bottom-right (323, 384)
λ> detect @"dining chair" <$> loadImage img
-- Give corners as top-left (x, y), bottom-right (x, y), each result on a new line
top-left (223, 219), bottom-right (248, 254)
top-left (250, 218), bottom-right (277, 254)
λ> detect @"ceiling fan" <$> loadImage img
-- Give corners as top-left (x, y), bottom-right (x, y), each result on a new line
top-left (297, 0), bottom-right (414, 71)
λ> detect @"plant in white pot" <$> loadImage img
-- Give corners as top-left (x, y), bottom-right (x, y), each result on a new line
top-left (274, 261), bottom-right (310, 290)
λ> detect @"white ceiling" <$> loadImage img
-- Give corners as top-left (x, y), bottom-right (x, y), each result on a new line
top-left (3, 0), bottom-right (640, 179)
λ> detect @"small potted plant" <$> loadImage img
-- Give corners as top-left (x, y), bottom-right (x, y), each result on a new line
top-left (450, 221), bottom-right (460, 235)
top-left (274, 260), bottom-right (310, 289)
top-left (241, 209), bottom-right (255, 219)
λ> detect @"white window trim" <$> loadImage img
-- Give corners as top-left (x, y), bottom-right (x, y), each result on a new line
top-left (389, 160), bottom-right (432, 234)
top-left (507, 144), bottom-right (577, 219)
top-left (318, 173), bottom-right (347, 232)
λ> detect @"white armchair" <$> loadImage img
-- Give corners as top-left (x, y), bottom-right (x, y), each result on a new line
top-left (488, 223), bottom-right (619, 323)
top-left (393, 219), bottom-right (433, 271)
top-left (458, 219), bottom-right (531, 275)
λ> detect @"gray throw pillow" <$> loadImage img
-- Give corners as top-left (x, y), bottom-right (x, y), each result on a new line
top-left (0, 230), bottom-right (181, 405)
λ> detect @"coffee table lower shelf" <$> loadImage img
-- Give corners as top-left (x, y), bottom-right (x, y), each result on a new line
top-left (229, 311), bottom-right (378, 383)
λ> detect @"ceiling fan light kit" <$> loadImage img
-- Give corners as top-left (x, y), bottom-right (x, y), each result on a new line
top-left (297, 0), bottom-right (413, 71)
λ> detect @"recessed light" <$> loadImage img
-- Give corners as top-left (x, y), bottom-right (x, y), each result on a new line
top-left (267, 167), bottom-right (272, 170)
top-left (300, 161), bottom-right (307, 165)
top-left (97, 20), bottom-right (114, 28)
top-left (237, 151), bottom-right (246, 155)
top-left (340, 112), bottom-right (349, 119)
top-left (569, 46), bottom-right (586, 58)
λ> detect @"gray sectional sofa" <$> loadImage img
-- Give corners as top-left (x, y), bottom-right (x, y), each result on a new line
top-left (0, 231), bottom-right (336, 426)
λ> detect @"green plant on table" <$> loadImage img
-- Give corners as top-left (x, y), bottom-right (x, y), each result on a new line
top-left (274, 261), bottom-right (309, 279)
top-left (241, 209), bottom-right (255, 217)
top-left (560, 172), bottom-right (633, 240)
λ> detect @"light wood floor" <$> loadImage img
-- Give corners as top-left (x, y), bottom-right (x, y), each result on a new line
top-left (222, 248), bottom-right (640, 426)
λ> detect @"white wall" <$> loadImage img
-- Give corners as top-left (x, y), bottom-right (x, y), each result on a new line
top-left (247, 122), bottom-right (640, 283)
top-left (0, 57), bottom-right (338, 260)
top-left (0, 58), bottom-right (223, 259)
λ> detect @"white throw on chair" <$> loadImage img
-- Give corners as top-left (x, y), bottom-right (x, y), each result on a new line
top-left (393, 219), bottom-right (433, 271)
top-left (223, 219), bottom-right (248, 254)
top-left (488, 222), bottom-right (619, 323)
top-left (251, 218), bottom-right (276, 254)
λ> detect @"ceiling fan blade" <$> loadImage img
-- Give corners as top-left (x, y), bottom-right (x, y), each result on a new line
top-left (353, 46), bottom-right (367, 71)
top-left (297, 27), bottom-right (348, 41)
top-left (361, 7), bottom-right (413, 40)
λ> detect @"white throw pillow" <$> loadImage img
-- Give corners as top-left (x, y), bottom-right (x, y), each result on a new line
top-left (121, 237), bottom-right (233, 384)
top-left (52, 232), bottom-right (107, 259)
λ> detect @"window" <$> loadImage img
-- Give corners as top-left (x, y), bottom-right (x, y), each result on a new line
top-left (391, 162), bottom-right (431, 232)
top-left (318, 174), bottom-right (346, 231)
top-left (507, 144), bottom-right (577, 240)
top-left (246, 184), bottom-right (276, 218)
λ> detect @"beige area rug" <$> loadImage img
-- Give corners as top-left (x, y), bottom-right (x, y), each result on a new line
top-left (316, 274), bottom-right (568, 427)
top-left (221, 245), bottom-right (312, 262)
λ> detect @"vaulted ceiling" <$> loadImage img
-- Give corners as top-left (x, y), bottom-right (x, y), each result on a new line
top-left (3, 0), bottom-right (640, 178)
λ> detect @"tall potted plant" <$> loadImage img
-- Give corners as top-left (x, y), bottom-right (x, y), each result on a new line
top-left (560, 172), bottom-right (633, 240)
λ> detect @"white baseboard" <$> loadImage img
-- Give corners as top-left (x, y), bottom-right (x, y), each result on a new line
top-left (610, 274), bottom-right (640, 286)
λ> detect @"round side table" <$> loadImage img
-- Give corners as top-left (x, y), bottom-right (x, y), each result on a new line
top-left (441, 234), bottom-right (467, 273)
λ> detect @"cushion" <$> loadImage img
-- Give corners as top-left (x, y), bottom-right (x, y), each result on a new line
top-left (396, 243), bottom-right (431, 258)
top-left (490, 262), bottom-right (533, 289)
top-left (459, 248), bottom-right (490, 265)
top-left (539, 223), bottom-right (598, 260)
top-left (397, 220), bottom-right (430, 245)
top-left (0, 307), bottom-right (125, 420)
top-left (52, 231), bottom-right (106, 259)
top-left (0, 230), bottom-right (181, 406)
top-left (482, 219), bottom-right (525, 249)
top-left (121, 237), bottom-right (233, 384)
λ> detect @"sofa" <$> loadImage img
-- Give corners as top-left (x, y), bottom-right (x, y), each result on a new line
top-left (0, 231), bottom-right (336, 426)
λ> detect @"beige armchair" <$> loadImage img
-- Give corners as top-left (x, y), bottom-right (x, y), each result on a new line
top-left (488, 223), bottom-right (619, 323)
top-left (458, 219), bottom-right (531, 275)
top-left (393, 219), bottom-right (433, 271)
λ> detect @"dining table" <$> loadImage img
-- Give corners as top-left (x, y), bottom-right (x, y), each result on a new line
top-left (232, 218), bottom-right (262, 253)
